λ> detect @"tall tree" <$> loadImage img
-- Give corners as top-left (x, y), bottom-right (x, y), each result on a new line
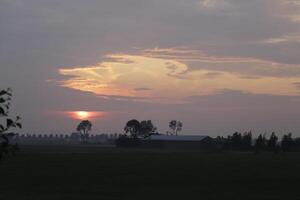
top-left (0, 88), bottom-right (22, 160)
top-left (76, 120), bottom-right (92, 143)
top-left (231, 132), bottom-right (243, 150)
top-left (255, 134), bottom-right (267, 153)
top-left (169, 120), bottom-right (183, 135)
top-left (267, 132), bottom-right (278, 152)
top-left (140, 120), bottom-right (157, 138)
top-left (242, 131), bottom-right (253, 150)
top-left (124, 119), bottom-right (140, 138)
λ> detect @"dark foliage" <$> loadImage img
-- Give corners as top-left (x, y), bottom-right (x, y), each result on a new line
top-left (124, 119), bottom-right (157, 138)
top-left (124, 119), bottom-right (140, 138)
top-left (76, 120), bottom-right (92, 143)
top-left (221, 131), bottom-right (253, 151)
top-left (214, 131), bottom-right (300, 153)
top-left (0, 88), bottom-right (22, 160)
top-left (168, 120), bottom-right (183, 135)
top-left (281, 133), bottom-right (296, 152)
top-left (267, 132), bottom-right (279, 152)
top-left (254, 134), bottom-right (267, 153)
top-left (242, 132), bottom-right (253, 150)
top-left (139, 120), bottom-right (157, 138)
top-left (115, 136), bottom-right (141, 147)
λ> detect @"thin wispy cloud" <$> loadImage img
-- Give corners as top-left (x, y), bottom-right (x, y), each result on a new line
top-left (197, 0), bottom-right (235, 13)
top-left (259, 33), bottom-right (300, 44)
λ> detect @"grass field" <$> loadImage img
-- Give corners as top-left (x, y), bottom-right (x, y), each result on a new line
top-left (0, 145), bottom-right (300, 200)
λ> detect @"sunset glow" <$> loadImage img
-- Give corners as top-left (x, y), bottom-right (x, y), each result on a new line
top-left (68, 111), bottom-right (106, 120)
top-left (75, 111), bottom-right (90, 119)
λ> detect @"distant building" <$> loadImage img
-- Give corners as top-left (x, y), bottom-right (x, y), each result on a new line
top-left (148, 135), bottom-right (210, 141)
top-left (116, 134), bottom-right (216, 150)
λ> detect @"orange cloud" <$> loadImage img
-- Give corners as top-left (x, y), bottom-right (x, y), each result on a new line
top-left (56, 49), bottom-right (300, 103)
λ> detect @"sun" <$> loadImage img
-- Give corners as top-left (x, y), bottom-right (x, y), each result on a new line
top-left (67, 111), bottom-right (106, 120)
top-left (75, 111), bottom-right (90, 119)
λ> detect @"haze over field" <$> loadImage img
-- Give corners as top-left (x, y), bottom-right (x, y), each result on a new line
top-left (1, 0), bottom-right (300, 135)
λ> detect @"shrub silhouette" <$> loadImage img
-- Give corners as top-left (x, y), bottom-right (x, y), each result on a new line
top-left (0, 88), bottom-right (22, 161)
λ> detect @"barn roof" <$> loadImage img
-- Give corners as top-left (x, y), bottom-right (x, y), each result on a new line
top-left (148, 135), bottom-right (210, 141)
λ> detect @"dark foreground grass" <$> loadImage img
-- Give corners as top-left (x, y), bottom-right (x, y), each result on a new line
top-left (1, 145), bottom-right (300, 200)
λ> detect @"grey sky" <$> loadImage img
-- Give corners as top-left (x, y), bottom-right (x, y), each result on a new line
top-left (1, 0), bottom-right (300, 136)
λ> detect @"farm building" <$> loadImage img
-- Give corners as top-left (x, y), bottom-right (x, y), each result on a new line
top-left (116, 134), bottom-right (216, 150)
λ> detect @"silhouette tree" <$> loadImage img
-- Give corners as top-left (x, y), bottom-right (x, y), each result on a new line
top-left (294, 138), bottom-right (300, 151)
top-left (223, 132), bottom-right (253, 151)
top-left (169, 120), bottom-right (183, 135)
top-left (222, 135), bottom-right (232, 150)
top-left (255, 134), bottom-right (267, 153)
top-left (124, 119), bottom-right (140, 138)
top-left (76, 120), bottom-right (92, 143)
top-left (242, 131), bottom-right (252, 150)
top-left (231, 132), bottom-right (243, 150)
top-left (139, 120), bottom-right (157, 138)
top-left (267, 132), bottom-right (278, 152)
top-left (281, 133), bottom-right (294, 152)
top-left (0, 88), bottom-right (22, 160)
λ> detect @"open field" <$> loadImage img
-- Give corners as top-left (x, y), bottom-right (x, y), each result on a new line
top-left (1, 145), bottom-right (300, 200)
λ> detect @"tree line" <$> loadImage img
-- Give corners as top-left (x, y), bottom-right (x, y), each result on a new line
top-left (77, 118), bottom-right (300, 152)
top-left (216, 131), bottom-right (300, 152)
top-left (123, 119), bottom-right (183, 138)
top-left (76, 119), bottom-right (183, 140)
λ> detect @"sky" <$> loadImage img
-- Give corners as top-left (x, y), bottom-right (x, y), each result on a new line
top-left (1, 0), bottom-right (300, 136)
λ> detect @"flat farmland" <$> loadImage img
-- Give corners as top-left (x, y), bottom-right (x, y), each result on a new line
top-left (0, 145), bottom-right (300, 200)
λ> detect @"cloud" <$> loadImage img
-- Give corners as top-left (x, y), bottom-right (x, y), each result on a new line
top-left (280, 0), bottom-right (300, 23)
top-left (293, 82), bottom-right (300, 90)
top-left (197, 0), bottom-right (235, 13)
top-left (58, 54), bottom-right (188, 102)
top-left (259, 33), bottom-right (300, 44)
top-left (56, 49), bottom-right (300, 103)
top-left (134, 87), bottom-right (152, 91)
top-left (203, 72), bottom-right (223, 79)
top-left (142, 47), bottom-right (300, 78)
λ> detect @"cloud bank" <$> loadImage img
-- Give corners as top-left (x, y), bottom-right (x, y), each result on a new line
top-left (57, 49), bottom-right (300, 103)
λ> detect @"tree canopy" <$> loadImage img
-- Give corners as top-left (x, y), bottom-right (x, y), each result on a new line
top-left (124, 119), bottom-right (157, 138)
top-left (77, 120), bottom-right (92, 135)
top-left (169, 120), bottom-right (183, 135)
top-left (124, 119), bottom-right (141, 138)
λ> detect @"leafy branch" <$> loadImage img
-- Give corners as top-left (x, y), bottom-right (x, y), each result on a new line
top-left (0, 88), bottom-right (22, 160)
